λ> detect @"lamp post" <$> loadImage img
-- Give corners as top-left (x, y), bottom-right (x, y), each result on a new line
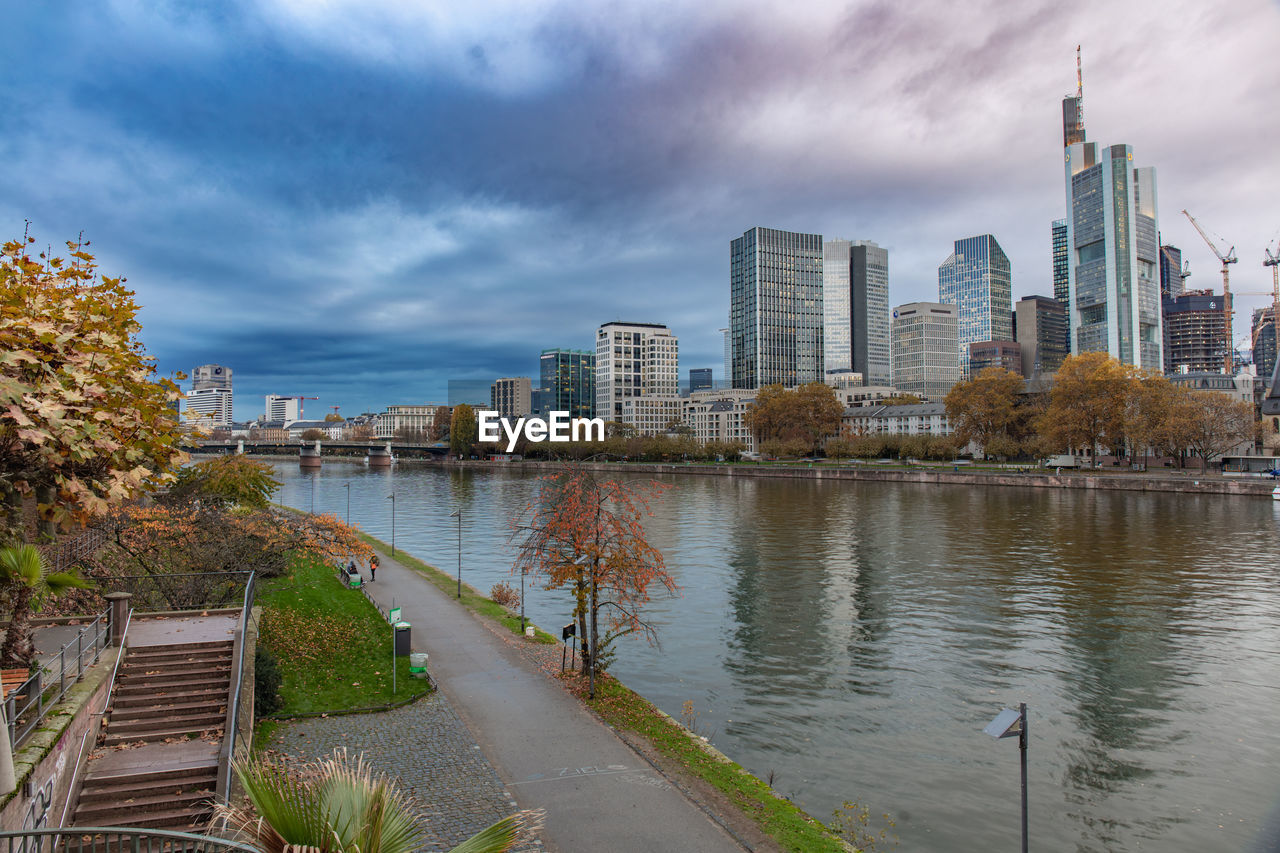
top-left (983, 703), bottom-right (1029, 853)
top-left (343, 482), bottom-right (350, 525)
top-left (519, 563), bottom-right (526, 635)
top-left (387, 493), bottom-right (396, 555)
top-left (450, 509), bottom-right (461, 599)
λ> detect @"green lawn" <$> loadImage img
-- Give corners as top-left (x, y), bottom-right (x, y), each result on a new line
top-left (256, 554), bottom-right (432, 716)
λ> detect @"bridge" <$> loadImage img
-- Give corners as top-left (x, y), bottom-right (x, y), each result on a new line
top-left (182, 440), bottom-right (451, 459)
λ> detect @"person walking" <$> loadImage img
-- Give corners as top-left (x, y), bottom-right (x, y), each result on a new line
top-left (369, 554), bottom-right (379, 582)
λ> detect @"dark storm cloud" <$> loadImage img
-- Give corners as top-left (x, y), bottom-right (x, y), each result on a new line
top-left (2, 0), bottom-right (1278, 417)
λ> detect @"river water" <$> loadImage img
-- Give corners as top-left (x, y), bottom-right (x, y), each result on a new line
top-left (274, 461), bottom-right (1280, 852)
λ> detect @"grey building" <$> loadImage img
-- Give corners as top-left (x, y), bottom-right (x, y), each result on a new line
top-left (938, 234), bottom-right (1013, 379)
top-left (1163, 290), bottom-right (1227, 375)
top-left (1253, 306), bottom-right (1279, 384)
top-left (490, 377), bottom-right (532, 420)
top-left (538, 349), bottom-right (595, 419)
top-left (824, 239), bottom-right (891, 386)
top-left (1052, 220), bottom-right (1069, 308)
top-left (891, 302), bottom-right (959, 402)
top-left (594, 322), bottom-right (678, 422)
top-left (730, 227), bottom-right (824, 388)
top-left (1160, 244), bottom-right (1185, 300)
top-left (689, 368), bottom-right (713, 392)
top-left (1014, 295), bottom-right (1070, 378)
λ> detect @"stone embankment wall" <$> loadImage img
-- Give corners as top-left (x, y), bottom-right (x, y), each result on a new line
top-left (453, 460), bottom-right (1275, 497)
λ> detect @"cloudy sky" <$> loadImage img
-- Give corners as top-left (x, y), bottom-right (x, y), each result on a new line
top-left (4, 0), bottom-right (1279, 419)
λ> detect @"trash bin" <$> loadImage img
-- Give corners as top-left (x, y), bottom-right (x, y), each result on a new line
top-left (409, 652), bottom-right (429, 678)
top-left (393, 622), bottom-right (411, 656)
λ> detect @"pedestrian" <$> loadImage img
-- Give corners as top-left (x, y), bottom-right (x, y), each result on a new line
top-left (347, 559), bottom-right (360, 586)
top-left (370, 554), bottom-right (379, 582)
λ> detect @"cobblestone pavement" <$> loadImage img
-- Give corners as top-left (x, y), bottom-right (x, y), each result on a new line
top-left (267, 691), bottom-right (538, 852)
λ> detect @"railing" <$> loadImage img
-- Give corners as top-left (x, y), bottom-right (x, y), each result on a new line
top-left (0, 828), bottom-right (258, 853)
top-left (37, 527), bottom-right (113, 577)
top-left (6, 610), bottom-right (110, 749)
top-left (215, 572), bottom-right (256, 805)
top-left (83, 573), bottom-right (253, 614)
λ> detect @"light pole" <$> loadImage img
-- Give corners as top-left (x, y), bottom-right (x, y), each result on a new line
top-left (450, 509), bottom-right (461, 599)
top-left (984, 702), bottom-right (1029, 853)
top-left (519, 563), bottom-right (526, 635)
top-left (343, 482), bottom-right (350, 525)
top-left (387, 493), bottom-right (396, 555)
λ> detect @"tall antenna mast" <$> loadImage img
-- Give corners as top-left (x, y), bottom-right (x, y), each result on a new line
top-left (1076, 45), bottom-right (1084, 134)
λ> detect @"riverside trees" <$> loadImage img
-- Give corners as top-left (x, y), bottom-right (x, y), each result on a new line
top-left (744, 382), bottom-right (843, 456)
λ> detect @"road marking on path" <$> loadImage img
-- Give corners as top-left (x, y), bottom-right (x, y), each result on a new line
top-left (513, 764), bottom-right (668, 790)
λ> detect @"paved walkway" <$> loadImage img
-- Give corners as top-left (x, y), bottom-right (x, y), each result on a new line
top-left (359, 550), bottom-right (746, 853)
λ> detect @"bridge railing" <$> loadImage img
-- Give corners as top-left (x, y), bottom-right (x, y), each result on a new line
top-left (0, 828), bottom-right (258, 853)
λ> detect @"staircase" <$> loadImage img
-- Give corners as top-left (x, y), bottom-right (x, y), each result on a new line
top-left (72, 640), bottom-right (233, 831)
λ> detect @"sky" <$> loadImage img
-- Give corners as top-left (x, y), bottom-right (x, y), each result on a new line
top-left (4, 0), bottom-right (1279, 420)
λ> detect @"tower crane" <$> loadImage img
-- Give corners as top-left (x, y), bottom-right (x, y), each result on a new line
top-left (277, 396), bottom-right (319, 419)
top-left (1263, 240), bottom-right (1280, 377)
top-left (1182, 210), bottom-right (1238, 374)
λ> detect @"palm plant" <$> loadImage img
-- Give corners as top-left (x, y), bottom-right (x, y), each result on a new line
top-left (0, 543), bottom-right (91, 666)
top-left (216, 749), bottom-right (541, 853)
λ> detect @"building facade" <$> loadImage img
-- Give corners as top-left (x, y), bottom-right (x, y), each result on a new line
top-left (538, 349), bottom-right (595, 419)
top-left (843, 403), bottom-right (953, 438)
top-left (683, 389), bottom-right (758, 453)
top-left (938, 234), bottom-right (1013, 378)
top-left (490, 377), bottom-right (532, 420)
top-left (184, 387), bottom-right (233, 427)
top-left (730, 227), bottom-right (824, 388)
top-left (594, 322), bottom-right (679, 423)
top-left (191, 364), bottom-right (232, 391)
top-left (264, 395), bottom-right (301, 424)
top-left (1160, 244), bottom-right (1185, 300)
top-left (1253, 306), bottom-right (1279, 384)
top-left (824, 239), bottom-right (891, 386)
top-left (1163, 290), bottom-right (1228, 375)
top-left (1014, 295), bottom-right (1070, 378)
top-left (968, 340), bottom-right (1023, 376)
top-left (891, 302), bottom-right (960, 402)
top-left (1052, 220), bottom-right (1069, 307)
top-left (375, 404), bottom-right (449, 439)
top-left (689, 368), bottom-right (713, 392)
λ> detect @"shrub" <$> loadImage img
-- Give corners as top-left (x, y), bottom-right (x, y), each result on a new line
top-left (254, 646), bottom-right (283, 718)
top-left (490, 581), bottom-right (520, 609)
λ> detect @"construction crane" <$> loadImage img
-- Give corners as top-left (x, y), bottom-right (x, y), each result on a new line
top-left (331, 405), bottom-right (341, 417)
top-left (277, 396), bottom-right (319, 419)
top-left (1182, 209), bottom-right (1238, 374)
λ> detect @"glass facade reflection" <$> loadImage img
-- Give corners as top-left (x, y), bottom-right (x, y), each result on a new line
top-left (937, 234), bottom-right (1013, 379)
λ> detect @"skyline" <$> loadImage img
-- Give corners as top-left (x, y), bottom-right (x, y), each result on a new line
top-left (3, 0), bottom-right (1279, 418)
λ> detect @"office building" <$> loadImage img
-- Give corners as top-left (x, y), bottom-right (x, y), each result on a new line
top-left (191, 364), bottom-right (232, 391)
top-left (938, 234), bottom-right (1013, 378)
top-left (684, 389), bottom-right (758, 453)
top-left (490, 377), bottom-right (532, 420)
top-left (184, 387), bottom-right (233, 427)
top-left (730, 227), bottom-right (824, 388)
top-left (447, 380), bottom-right (491, 407)
top-left (968, 340), bottom-right (1023, 376)
top-left (720, 328), bottom-right (731, 385)
top-left (594, 322), bottom-right (678, 422)
top-left (1163, 290), bottom-right (1228, 374)
top-left (824, 239), bottom-right (891, 386)
top-left (1160, 244), bottom-right (1186, 300)
top-left (891, 302), bottom-right (960, 402)
top-left (1253, 306), bottom-right (1279, 383)
top-left (1062, 70), bottom-right (1163, 368)
top-left (689, 368), bottom-right (713, 393)
top-left (538, 349), bottom-right (595, 419)
top-left (1014, 295), bottom-right (1070, 378)
top-left (264, 395), bottom-right (300, 424)
top-left (375, 404), bottom-right (450, 440)
top-left (843, 403), bottom-right (954, 439)
top-left (1052, 220), bottom-right (1069, 307)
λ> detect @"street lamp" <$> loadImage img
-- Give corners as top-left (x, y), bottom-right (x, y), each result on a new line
top-left (983, 703), bottom-right (1029, 853)
top-left (450, 509), bottom-right (461, 599)
top-left (343, 482), bottom-right (350, 525)
top-left (387, 493), bottom-right (396, 555)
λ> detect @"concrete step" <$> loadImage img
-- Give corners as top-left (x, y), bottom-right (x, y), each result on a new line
top-left (101, 726), bottom-right (222, 747)
top-left (125, 645), bottom-right (232, 663)
top-left (127, 640), bottom-right (233, 654)
top-left (110, 699), bottom-right (225, 721)
top-left (77, 770), bottom-right (218, 805)
top-left (106, 712), bottom-right (225, 734)
top-left (75, 788), bottom-right (214, 822)
top-left (74, 804), bottom-right (214, 831)
top-left (113, 675), bottom-right (229, 695)
top-left (117, 665), bottom-right (230, 685)
top-left (85, 760), bottom-right (219, 786)
top-left (111, 686), bottom-right (228, 709)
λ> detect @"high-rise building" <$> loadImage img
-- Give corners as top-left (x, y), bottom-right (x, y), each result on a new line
top-left (1052, 220), bottom-right (1069, 307)
top-left (1253, 306), bottom-right (1279, 383)
top-left (720, 327), bottom-right (731, 385)
top-left (538, 349), bottom-right (595, 419)
top-left (730, 227), bottom-right (824, 388)
top-left (968, 340), bottom-right (1023, 376)
top-left (1062, 67), bottom-right (1162, 369)
top-left (1160, 244), bottom-right (1185, 300)
top-left (594, 322), bottom-right (678, 422)
top-left (824, 239), bottom-right (891, 386)
top-left (1163, 290), bottom-right (1227, 374)
top-left (191, 364), bottom-right (232, 391)
top-left (891, 302), bottom-right (960, 402)
top-left (938, 234), bottom-right (1013, 379)
top-left (186, 364), bottom-right (232, 426)
top-left (1014, 296), bottom-right (1070, 378)
top-left (265, 394), bottom-right (300, 424)
top-left (490, 377), bottom-right (532, 420)
top-left (689, 368), bottom-right (713, 393)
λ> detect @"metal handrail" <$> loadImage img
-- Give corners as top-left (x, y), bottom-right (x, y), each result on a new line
top-left (56, 607), bottom-right (132, 832)
top-left (0, 827), bottom-right (258, 853)
top-left (216, 572), bottom-right (255, 804)
top-left (5, 609), bottom-right (111, 749)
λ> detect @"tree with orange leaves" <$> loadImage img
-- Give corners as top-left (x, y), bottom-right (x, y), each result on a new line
top-left (512, 469), bottom-right (677, 698)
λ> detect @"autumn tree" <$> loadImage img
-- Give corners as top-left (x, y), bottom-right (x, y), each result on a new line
top-left (166, 454), bottom-right (280, 509)
top-left (944, 367), bottom-right (1024, 457)
top-left (0, 234), bottom-right (185, 543)
top-left (745, 382), bottom-right (843, 454)
top-left (300, 428), bottom-right (327, 441)
top-left (450, 404), bottom-right (478, 457)
top-left (1125, 373), bottom-right (1179, 469)
top-left (1038, 352), bottom-right (1137, 464)
top-left (430, 405), bottom-right (452, 442)
top-left (511, 470), bottom-right (677, 698)
top-left (1179, 391), bottom-right (1257, 466)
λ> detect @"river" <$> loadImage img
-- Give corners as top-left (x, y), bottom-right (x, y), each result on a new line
top-left (273, 460), bottom-right (1280, 852)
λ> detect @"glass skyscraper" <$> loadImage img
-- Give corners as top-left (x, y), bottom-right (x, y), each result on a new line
top-left (538, 349), bottom-right (594, 419)
top-left (824, 239), bottom-right (890, 386)
top-left (730, 227), bottom-right (824, 388)
top-left (937, 234), bottom-right (1012, 379)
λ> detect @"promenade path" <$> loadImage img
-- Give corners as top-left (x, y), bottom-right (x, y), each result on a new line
top-left (359, 547), bottom-right (748, 853)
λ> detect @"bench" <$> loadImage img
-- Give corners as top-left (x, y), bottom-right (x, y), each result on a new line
top-left (2, 668), bottom-right (31, 700)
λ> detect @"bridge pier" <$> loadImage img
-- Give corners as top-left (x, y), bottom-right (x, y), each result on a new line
top-left (299, 440), bottom-right (322, 469)
top-left (367, 442), bottom-right (393, 468)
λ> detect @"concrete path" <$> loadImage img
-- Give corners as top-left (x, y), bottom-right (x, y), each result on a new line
top-left (360, 550), bottom-right (746, 853)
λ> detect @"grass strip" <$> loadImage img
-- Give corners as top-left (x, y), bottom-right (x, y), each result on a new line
top-left (256, 553), bottom-right (432, 715)
top-left (355, 531), bottom-right (557, 644)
